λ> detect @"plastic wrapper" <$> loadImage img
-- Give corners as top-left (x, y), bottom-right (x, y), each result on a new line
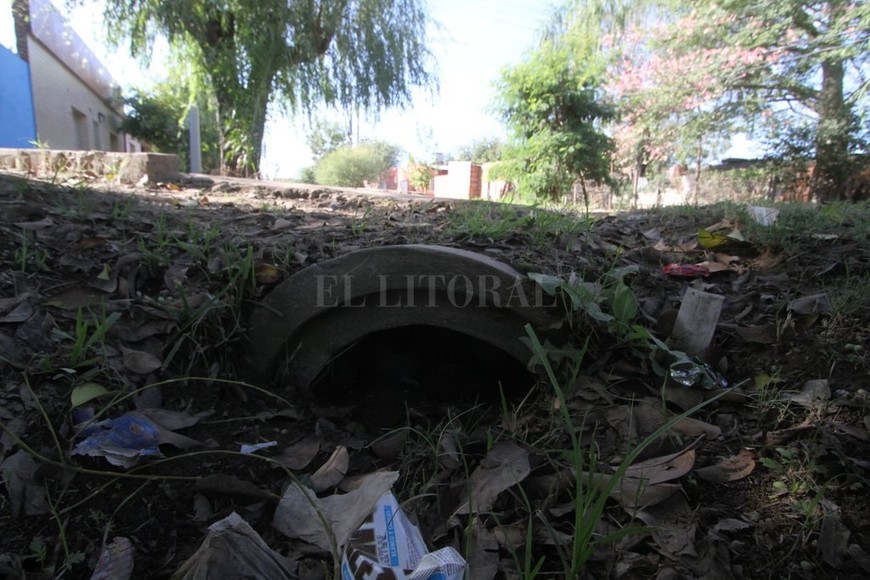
top-left (669, 360), bottom-right (728, 389)
top-left (341, 493), bottom-right (465, 580)
top-left (72, 412), bottom-right (162, 467)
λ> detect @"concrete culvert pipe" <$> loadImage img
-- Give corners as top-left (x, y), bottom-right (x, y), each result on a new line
top-left (245, 245), bottom-right (563, 423)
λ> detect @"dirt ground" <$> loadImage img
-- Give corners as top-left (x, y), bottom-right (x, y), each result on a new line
top-left (1, 170), bottom-right (869, 579)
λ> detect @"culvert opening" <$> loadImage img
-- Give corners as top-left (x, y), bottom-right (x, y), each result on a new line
top-left (311, 324), bottom-right (536, 427)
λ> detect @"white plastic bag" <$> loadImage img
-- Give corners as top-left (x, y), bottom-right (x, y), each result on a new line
top-left (341, 493), bottom-right (465, 580)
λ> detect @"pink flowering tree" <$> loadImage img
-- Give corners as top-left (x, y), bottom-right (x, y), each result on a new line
top-left (605, 0), bottom-right (870, 201)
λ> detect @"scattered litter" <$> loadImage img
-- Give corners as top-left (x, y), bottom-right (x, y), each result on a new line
top-left (239, 441), bottom-right (278, 454)
top-left (72, 412), bottom-right (163, 468)
top-left (669, 288), bottom-right (725, 355)
top-left (698, 227), bottom-right (746, 249)
top-left (342, 493), bottom-right (466, 580)
top-left (662, 263), bottom-right (710, 277)
top-left (669, 359), bottom-right (728, 389)
top-left (748, 206), bottom-right (779, 226)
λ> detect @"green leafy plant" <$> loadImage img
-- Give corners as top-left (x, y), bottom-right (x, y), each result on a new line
top-left (53, 307), bottom-right (121, 368)
top-left (122, 81), bottom-right (220, 172)
top-left (407, 157), bottom-right (433, 192)
top-left (524, 324), bottom-right (722, 575)
top-left (493, 32), bottom-right (613, 204)
top-left (759, 444), bottom-right (829, 528)
top-left (14, 233), bottom-right (49, 272)
top-left (528, 268), bottom-right (717, 387)
top-left (314, 142), bottom-right (400, 187)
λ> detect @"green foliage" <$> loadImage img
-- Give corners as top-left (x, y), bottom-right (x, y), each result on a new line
top-left (494, 36), bottom-right (613, 202)
top-left (297, 166), bottom-right (317, 184)
top-left (408, 163), bottom-right (432, 191)
top-left (406, 153), bottom-right (433, 191)
top-left (607, 0), bottom-right (870, 200)
top-left (524, 324), bottom-right (721, 576)
top-left (454, 137), bottom-right (504, 163)
top-left (306, 119), bottom-right (348, 161)
top-left (104, 0), bottom-right (434, 175)
top-left (313, 142), bottom-right (399, 187)
top-left (122, 81), bottom-right (221, 173)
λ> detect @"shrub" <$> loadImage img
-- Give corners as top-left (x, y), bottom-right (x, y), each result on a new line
top-left (314, 142), bottom-right (399, 187)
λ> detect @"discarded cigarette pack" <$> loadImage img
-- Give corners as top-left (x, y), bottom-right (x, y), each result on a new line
top-left (341, 493), bottom-right (465, 580)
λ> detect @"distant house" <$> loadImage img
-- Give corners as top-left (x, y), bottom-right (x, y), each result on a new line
top-left (431, 161), bottom-right (483, 199)
top-left (7, 0), bottom-right (138, 152)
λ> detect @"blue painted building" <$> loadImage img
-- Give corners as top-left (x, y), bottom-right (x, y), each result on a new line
top-left (0, 44), bottom-right (37, 148)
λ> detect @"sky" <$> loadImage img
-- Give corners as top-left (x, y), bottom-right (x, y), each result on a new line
top-left (1, 0), bottom-right (557, 178)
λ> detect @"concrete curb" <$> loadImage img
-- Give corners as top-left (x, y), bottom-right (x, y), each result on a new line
top-left (0, 148), bottom-right (180, 184)
top-left (246, 244), bottom-right (563, 389)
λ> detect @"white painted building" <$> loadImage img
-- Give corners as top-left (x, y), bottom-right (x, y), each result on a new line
top-left (11, 0), bottom-right (138, 152)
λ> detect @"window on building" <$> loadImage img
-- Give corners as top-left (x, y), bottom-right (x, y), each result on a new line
top-left (109, 133), bottom-right (119, 152)
top-left (72, 108), bottom-right (88, 150)
top-left (92, 120), bottom-right (101, 150)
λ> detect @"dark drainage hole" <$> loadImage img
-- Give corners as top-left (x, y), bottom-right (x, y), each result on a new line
top-left (311, 325), bottom-right (535, 428)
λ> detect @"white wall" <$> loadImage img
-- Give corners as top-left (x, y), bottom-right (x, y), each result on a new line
top-left (28, 38), bottom-right (123, 151)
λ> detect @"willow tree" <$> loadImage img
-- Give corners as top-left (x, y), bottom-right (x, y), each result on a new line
top-left (102, 0), bottom-right (433, 175)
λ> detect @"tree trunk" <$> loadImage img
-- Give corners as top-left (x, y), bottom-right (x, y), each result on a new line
top-left (813, 58), bottom-right (851, 201)
top-left (214, 76), bottom-right (272, 177)
top-left (196, 11), bottom-right (278, 178)
top-left (694, 137), bottom-right (703, 206)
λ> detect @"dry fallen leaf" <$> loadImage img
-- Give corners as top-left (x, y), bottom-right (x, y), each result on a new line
top-left (175, 512), bottom-right (295, 579)
top-left (310, 445), bottom-right (349, 492)
top-left (121, 346), bottom-right (163, 374)
top-left (1, 450), bottom-right (48, 518)
top-left (454, 441), bottom-right (530, 515)
top-left (819, 499), bottom-right (850, 568)
top-left (276, 436), bottom-right (320, 470)
top-left (139, 408), bottom-right (200, 430)
top-left (782, 379), bottom-right (830, 408)
top-left (272, 471), bottom-right (399, 552)
top-left (585, 472), bottom-right (682, 509)
top-left (467, 518), bottom-right (499, 580)
top-left (761, 419), bottom-right (814, 446)
top-left (622, 448), bottom-right (696, 485)
top-left (672, 416), bottom-right (722, 439)
top-left (254, 262), bottom-right (282, 284)
top-left (635, 493), bottom-right (697, 558)
top-left (695, 448), bottom-right (756, 483)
